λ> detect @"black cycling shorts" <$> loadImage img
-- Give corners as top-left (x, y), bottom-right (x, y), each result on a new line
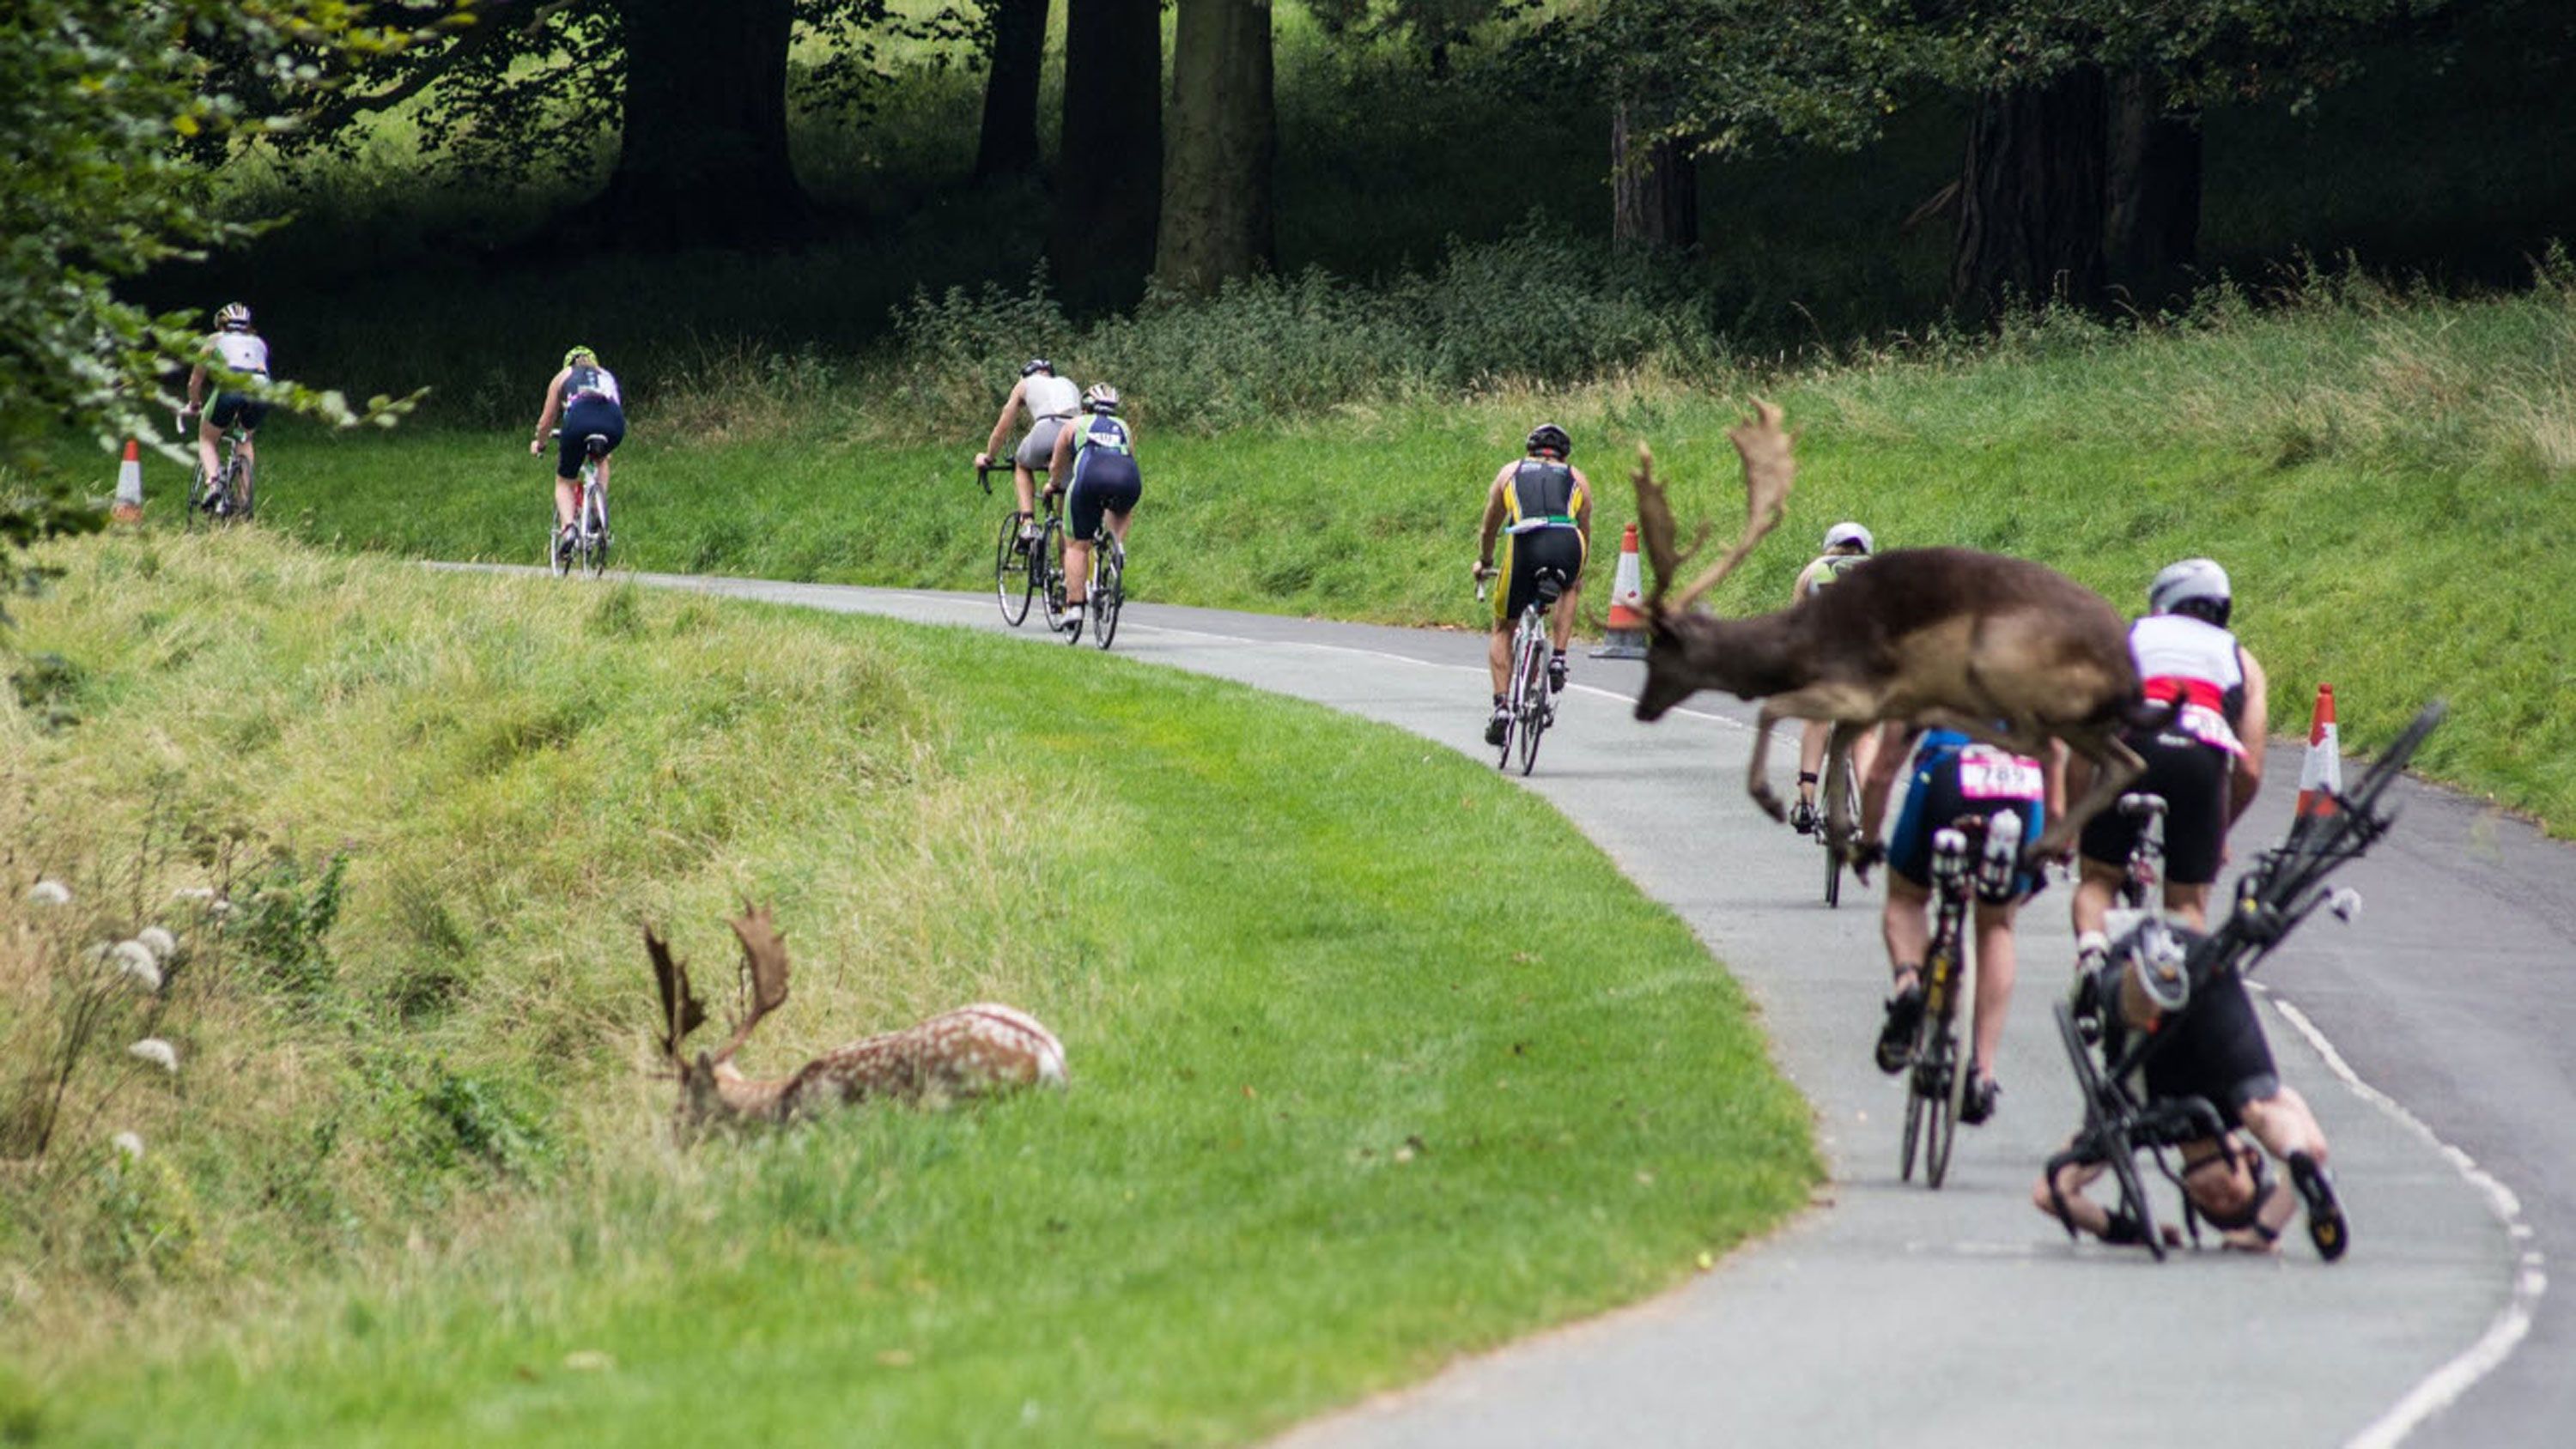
top-left (2136, 969), bottom-right (2280, 1128)
top-left (556, 398), bottom-right (626, 479)
top-left (2080, 730), bottom-right (2233, 885)
top-left (1494, 527), bottom-right (1584, 626)
top-left (1068, 451), bottom-right (1140, 540)
top-left (208, 392), bottom-right (270, 433)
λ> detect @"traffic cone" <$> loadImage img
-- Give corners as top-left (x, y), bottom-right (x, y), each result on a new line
top-left (111, 440), bottom-right (144, 524)
top-left (2294, 683), bottom-right (2342, 823)
top-left (1589, 522), bottom-right (1649, 660)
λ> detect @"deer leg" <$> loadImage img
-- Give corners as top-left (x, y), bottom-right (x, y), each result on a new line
top-left (1747, 703), bottom-right (1795, 822)
top-left (2033, 731), bottom-right (2146, 863)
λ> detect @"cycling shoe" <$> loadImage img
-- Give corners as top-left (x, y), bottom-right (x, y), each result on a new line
top-left (1546, 653), bottom-right (1569, 694)
top-left (1874, 980), bottom-right (1923, 1075)
top-left (2288, 1151), bottom-right (2348, 1262)
top-left (1961, 1073), bottom-right (2001, 1126)
top-left (1484, 707), bottom-right (1510, 747)
top-left (1789, 799), bottom-right (1819, 836)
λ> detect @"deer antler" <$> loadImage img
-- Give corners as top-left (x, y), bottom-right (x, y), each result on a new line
top-left (711, 903), bottom-right (793, 1067)
top-left (1662, 398), bottom-right (1795, 615)
top-left (645, 925), bottom-right (708, 1064)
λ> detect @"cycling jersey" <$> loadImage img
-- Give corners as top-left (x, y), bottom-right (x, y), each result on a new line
top-left (562, 363), bottom-right (623, 408)
top-left (1023, 374), bottom-right (1081, 422)
top-left (2129, 614), bottom-right (2246, 755)
top-left (209, 331), bottom-right (270, 377)
top-left (1503, 459), bottom-right (1584, 534)
top-left (1067, 415), bottom-right (1139, 542)
top-left (1072, 413), bottom-right (1132, 457)
top-left (1798, 552), bottom-right (1864, 600)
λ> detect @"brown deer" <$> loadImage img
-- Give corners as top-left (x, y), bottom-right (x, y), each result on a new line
top-left (1631, 399), bottom-right (2163, 866)
top-left (645, 906), bottom-right (1067, 1130)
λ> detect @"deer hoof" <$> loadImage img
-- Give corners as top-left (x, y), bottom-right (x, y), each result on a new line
top-left (1751, 785), bottom-right (1788, 823)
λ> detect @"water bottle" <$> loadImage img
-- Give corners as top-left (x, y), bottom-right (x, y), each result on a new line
top-left (1975, 809), bottom-right (2023, 903)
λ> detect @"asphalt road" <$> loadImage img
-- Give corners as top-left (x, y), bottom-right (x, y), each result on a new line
top-left (459, 567), bottom-right (2566, 1447)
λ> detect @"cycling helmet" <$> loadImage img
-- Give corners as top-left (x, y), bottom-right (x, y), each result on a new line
top-left (216, 302), bottom-right (252, 330)
top-left (1525, 422), bottom-right (1571, 458)
top-left (1823, 521), bottom-right (1874, 555)
top-left (1022, 358), bottom-right (1054, 378)
top-left (1084, 383), bottom-right (1121, 414)
top-left (562, 344), bottom-right (597, 369)
top-left (2149, 557), bottom-right (2232, 627)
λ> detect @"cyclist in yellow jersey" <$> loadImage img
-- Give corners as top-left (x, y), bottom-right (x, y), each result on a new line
top-left (1788, 522), bottom-right (1879, 834)
top-left (1473, 423), bottom-right (1591, 746)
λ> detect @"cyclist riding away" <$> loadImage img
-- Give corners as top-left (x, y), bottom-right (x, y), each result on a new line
top-left (1474, 423), bottom-right (1591, 747)
top-left (530, 346), bottom-right (627, 549)
top-left (1858, 721), bottom-right (2065, 1125)
top-left (976, 359), bottom-right (1083, 543)
top-left (1789, 521), bottom-right (1879, 835)
top-left (1044, 384), bottom-right (1142, 634)
top-left (185, 302), bottom-right (270, 489)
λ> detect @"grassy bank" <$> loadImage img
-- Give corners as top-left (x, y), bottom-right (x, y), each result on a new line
top-left (0, 532), bottom-right (1813, 1445)
top-left (161, 268), bottom-right (2576, 834)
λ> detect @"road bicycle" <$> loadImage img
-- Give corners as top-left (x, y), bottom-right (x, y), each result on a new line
top-left (1077, 527), bottom-right (1126, 651)
top-left (1817, 749), bottom-right (1859, 907)
top-left (980, 463), bottom-right (1048, 627)
top-left (1898, 819), bottom-right (1984, 1187)
top-left (550, 430), bottom-right (611, 578)
top-left (2115, 791), bottom-right (2168, 908)
top-left (185, 421), bottom-right (255, 528)
top-left (1477, 567), bottom-right (1564, 775)
top-left (2044, 700), bottom-right (2445, 1260)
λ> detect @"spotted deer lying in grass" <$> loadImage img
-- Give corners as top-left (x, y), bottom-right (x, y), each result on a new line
top-left (1630, 399), bottom-right (2169, 867)
top-left (646, 906), bottom-right (1066, 1130)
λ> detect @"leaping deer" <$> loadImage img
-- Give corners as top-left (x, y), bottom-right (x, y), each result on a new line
top-left (1630, 399), bottom-right (2164, 866)
top-left (646, 906), bottom-right (1067, 1130)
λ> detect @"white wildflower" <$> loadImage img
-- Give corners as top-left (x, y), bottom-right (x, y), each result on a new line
top-left (110, 1131), bottom-right (144, 1161)
top-left (137, 926), bottom-right (178, 961)
top-left (206, 898), bottom-right (233, 920)
top-left (27, 881), bottom-right (72, 906)
top-left (112, 941), bottom-right (162, 991)
top-left (127, 1038), bottom-right (179, 1073)
top-left (171, 886), bottom-right (216, 902)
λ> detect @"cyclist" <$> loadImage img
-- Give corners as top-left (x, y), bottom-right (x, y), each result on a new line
top-left (1043, 384), bottom-right (1141, 633)
top-left (975, 359), bottom-right (1083, 543)
top-left (1788, 521), bottom-right (1879, 835)
top-left (1473, 423), bottom-right (1591, 746)
top-left (2069, 559), bottom-right (2270, 953)
top-left (1857, 721), bottom-right (2064, 1125)
top-left (184, 302), bottom-right (270, 495)
top-left (529, 346), bottom-right (627, 549)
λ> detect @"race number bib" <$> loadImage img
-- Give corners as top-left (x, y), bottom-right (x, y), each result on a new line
top-left (1957, 744), bottom-right (2044, 801)
top-left (2172, 703), bottom-right (2246, 755)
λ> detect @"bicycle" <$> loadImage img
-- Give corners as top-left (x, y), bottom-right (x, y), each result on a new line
top-left (2044, 700), bottom-right (2445, 1260)
top-left (185, 419), bottom-right (255, 528)
top-left (549, 430), bottom-right (611, 579)
top-left (1477, 567), bottom-right (1564, 775)
top-left (1897, 818), bottom-right (1980, 1188)
top-left (1079, 526), bottom-right (1126, 651)
top-left (1817, 749), bottom-right (1859, 907)
top-left (979, 463), bottom-right (1048, 627)
top-left (2115, 791), bottom-right (2168, 909)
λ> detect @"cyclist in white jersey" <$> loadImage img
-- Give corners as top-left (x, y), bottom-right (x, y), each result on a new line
top-left (185, 303), bottom-right (271, 488)
top-left (529, 345), bottom-right (628, 544)
top-left (1787, 521), bottom-right (1879, 835)
top-left (976, 359), bottom-right (1083, 542)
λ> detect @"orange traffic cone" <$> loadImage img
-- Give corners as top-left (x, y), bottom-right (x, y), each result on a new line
top-left (2294, 683), bottom-right (2342, 822)
top-left (111, 439), bottom-right (144, 524)
top-left (1589, 522), bottom-right (1649, 660)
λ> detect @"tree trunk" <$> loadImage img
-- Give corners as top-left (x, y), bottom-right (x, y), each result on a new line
top-left (1951, 66), bottom-right (2107, 321)
top-left (595, 0), bottom-right (808, 248)
top-left (2104, 70), bottom-right (2202, 311)
top-left (1612, 101), bottom-right (1698, 252)
top-left (975, 0), bottom-right (1049, 180)
top-left (1052, 0), bottom-right (1163, 307)
top-left (1154, 0), bottom-right (1275, 295)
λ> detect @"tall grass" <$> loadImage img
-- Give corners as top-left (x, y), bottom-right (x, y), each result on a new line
top-left (0, 531), bottom-right (1813, 1444)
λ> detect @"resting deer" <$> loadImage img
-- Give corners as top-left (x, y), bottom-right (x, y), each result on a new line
top-left (1631, 399), bottom-right (2164, 866)
top-left (645, 906), bottom-right (1067, 1130)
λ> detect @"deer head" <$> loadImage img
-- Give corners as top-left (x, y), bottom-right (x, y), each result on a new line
top-left (1632, 398), bottom-right (1796, 721)
top-left (645, 904), bottom-right (794, 1126)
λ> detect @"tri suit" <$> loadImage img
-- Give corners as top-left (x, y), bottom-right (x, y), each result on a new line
top-left (1492, 458), bottom-right (1587, 625)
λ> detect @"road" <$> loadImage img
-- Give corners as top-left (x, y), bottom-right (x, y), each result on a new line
top-left (457, 567), bottom-right (2567, 1447)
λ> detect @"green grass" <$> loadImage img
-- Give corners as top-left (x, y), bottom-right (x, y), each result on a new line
top-left (0, 532), bottom-right (1813, 1445)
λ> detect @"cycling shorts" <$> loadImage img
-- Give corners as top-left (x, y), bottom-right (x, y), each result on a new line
top-left (1016, 415), bottom-right (1071, 472)
top-left (1493, 527), bottom-right (1584, 627)
top-left (1887, 740), bottom-right (2047, 899)
top-left (1068, 450), bottom-right (1140, 541)
top-left (208, 392), bottom-right (270, 433)
top-left (2079, 729), bottom-right (2232, 886)
top-left (556, 398), bottom-right (626, 479)
top-left (2133, 969), bottom-right (2280, 1128)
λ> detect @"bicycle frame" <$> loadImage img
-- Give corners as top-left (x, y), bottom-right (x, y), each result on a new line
top-left (1900, 820), bottom-right (1981, 1187)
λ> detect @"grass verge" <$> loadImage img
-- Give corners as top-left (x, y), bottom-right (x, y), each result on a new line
top-left (0, 530), bottom-right (1813, 1446)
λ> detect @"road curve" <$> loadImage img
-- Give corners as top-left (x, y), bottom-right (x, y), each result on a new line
top-left (447, 567), bottom-right (2566, 1447)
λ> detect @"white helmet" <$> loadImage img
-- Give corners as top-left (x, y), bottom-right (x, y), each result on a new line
top-left (1823, 521), bottom-right (1873, 555)
top-left (1084, 383), bottom-right (1121, 414)
top-left (2149, 558), bottom-right (2232, 624)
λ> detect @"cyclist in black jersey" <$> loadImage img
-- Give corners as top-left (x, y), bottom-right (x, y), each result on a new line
top-left (1473, 424), bottom-right (1591, 746)
top-left (529, 345), bottom-right (628, 546)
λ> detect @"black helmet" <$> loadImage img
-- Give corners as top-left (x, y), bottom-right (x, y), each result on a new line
top-left (1021, 358), bottom-right (1054, 378)
top-left (1526, 422), bottom-right (1571, 458)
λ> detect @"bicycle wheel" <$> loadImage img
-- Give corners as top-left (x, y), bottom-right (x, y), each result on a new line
top-left (185, 463), bottom-right (210, 532)
top-left (549, 512), bottom-right (572, 577)
top-left (1513, 615), bottom-right (1548, 775)
top-left (1494, 633), bottom-right (1522, 770)
top-left (1924, 949), bottom-right (1974, 1189)
top-left (583, 488), bottom-right (610, 578)
top-left (1899, 1052), bottom-right (1927, 1183)
top-left (234, 456), bottom-right (255, 521)
top-left (994, 511), bottom-right (1034, 627)
top-left (1091, 543), bottom-right (1122, 651)
top-left (1823, 759), bottom-right (1850, 906)
top-left (1036, 518), bottom-right (1069, 634)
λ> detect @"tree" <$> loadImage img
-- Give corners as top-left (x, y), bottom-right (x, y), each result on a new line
top-left (1155, 0), bottom-right (1276, 294)
top-left (1951, 67), bottom-right (2107, 318)
top-left (1051, 0), bottom-right (1162, 305)
top-left (1612, 102), bottom-right (1698, 252)
top-left (974, 0), bottom-right (1049, 179)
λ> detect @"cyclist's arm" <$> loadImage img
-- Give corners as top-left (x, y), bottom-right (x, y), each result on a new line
top-left (1475, 467), bottom-right (1510, 571)
top-left (982, 379), bottom-right (1028, 463)
top-left (2228, 648), bottom-right (2269, 822)
top-left (530, 367), bottom-right (570, 452)
top-left (2044, 738), bottom-right (2070, 821)
top-left (185, 361), bottom-right (207, 414)
top-left (1571, 466), bottom-right (1594, 547)
top-left (1789, 558), bottom-right (1822, 605)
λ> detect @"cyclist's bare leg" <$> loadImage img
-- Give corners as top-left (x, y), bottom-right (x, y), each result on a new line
top-left (196, 414), bottom-right (224, 482)
top-left (2069, 858), bottom-right (2125, 942)
top-left (1546, 579), bottom-right (1581, 653)
top-left (2160, 879), bottom-right (2214, 931)
top-left (1797, 719), bottom-right (1831, 807)
top-left (555, 476), bottom-right (580, 530)
top-left (1487, 626), bottom-right (1512, 698)
top-left (1882, 874), bottom-right (1931, 991)
top-left (1968, 900), bottom-right (2019, 1080)
top-left (1013, 464), bottom-right (1037, 520)
top-left (1105, 508), bottom-right (1132, 547)
top-left (2033, 1157), bottom-right (2117, 1237)
top-left (1063, 537), bottom-right (1091, 608)
top-left (2239, 1083), bottom-right (2329, 1165)
top-left (594, 452), bottom-right (612, 494)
